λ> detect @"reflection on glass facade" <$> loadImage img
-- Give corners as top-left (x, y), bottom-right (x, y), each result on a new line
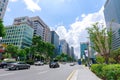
top-left (104, 0), bottom-right (120, 50)
top-left (80, 42), bottom-right (88, 59)
top-left (51, 31), bottom-right (59, 56)
top-left (0, 0), bottom-right (8, 19)
top-left (104, 0), bottom-right (120, 25)
top-left (1, 24), bottom-right (34, 48)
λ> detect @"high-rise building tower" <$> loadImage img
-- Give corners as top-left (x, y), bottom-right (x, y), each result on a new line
top-left (51, 31), bottom-right (59, 56)
top-left (104, 0), bottom-right (120, 27)
top-left (70, 46), bottom-right (75, 59)
top-left (30, 16), bottom-right (51, 43)
top-left (0, 0), bottom-right (9, 19)
top-left (13, 16), bottom-right (51, 43)
top-left (104, 0), bottom-right (120, 50)
top-left (80, 42), bottom-right (88, 59)
top-left (60, 39), bottom-right (68, 54)
top-left (30, 16), bottom-right (44, 39)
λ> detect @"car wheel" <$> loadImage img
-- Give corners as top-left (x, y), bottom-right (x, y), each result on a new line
top-left (27, 66), bottom-right (30, 69)
top-left (16, 67), bottom-right (19, 70)
top-left (3, 65), bottom-right (7, 68)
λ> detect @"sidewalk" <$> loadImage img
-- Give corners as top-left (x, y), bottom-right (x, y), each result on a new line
top-left (70, 65), bottom-right (101, 80)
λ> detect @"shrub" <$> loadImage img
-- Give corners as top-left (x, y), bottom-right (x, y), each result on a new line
top-left (91, 64), bottom-right (120, 80)
top-left (26, 60), bottom-right (34, 65)
top-left (91, 64), bottom-right (106, 78)
top-left (102, 64), bottom-right (120, 80)
top-left (109, 58), bottom-right (116, 64)
top-left (96, 55), bottom-right (105, 64)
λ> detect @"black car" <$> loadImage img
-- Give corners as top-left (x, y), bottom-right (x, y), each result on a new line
top-left (0, 61), bottom-right (14, 68)
top-left (7, 62), bottom-right (30, 70)
top-left (49, 61), bottom-right (60, 68)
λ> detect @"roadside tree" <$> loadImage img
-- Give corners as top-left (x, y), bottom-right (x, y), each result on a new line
top-left (86, 22), bottom-right (112, 64)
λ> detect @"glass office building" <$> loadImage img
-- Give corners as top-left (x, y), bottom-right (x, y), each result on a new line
top-left (104, 0), bottom-right (120, 50)
top-left (104, 0), bottom-right (120, 26)
top-left (51, 31), bottom-right (59, 56)
top-left (0, 0), bottom-right (8, 19)
top-left (1, 24), bottom-right (34, 48)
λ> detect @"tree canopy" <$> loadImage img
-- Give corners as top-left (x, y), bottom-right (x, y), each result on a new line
top-left (86, 22), bottom-right (112, 64)
top-left (0, 19), bottom-right (5, 37)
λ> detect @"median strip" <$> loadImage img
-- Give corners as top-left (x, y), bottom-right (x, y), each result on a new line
top-left (67, 70), bottom-right (77, 80)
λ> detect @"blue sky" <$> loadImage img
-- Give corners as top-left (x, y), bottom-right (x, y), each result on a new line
top-left (4, 0), bottom-right (106, 58)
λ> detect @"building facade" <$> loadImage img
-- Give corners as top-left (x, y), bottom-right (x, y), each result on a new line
top-left (1, 24), bottom-right (34, 48)
top-left (70, 46), bottom-right (74, 59)
top-left (60, 39), bottom-right (68, 54)
top-left (51, 31), bottom-right (59, 56)
top-left (104, 0), bottom-right (120, 50)
top-left (30, 16), bottom-right (44, 39)
top-left (0, 0), bottom-right (8, 19)
top-left (80, 42), bottom-right (88, 59)
top-left (13, 16), bottom-right (51, 43)
top-left (104, 0), bottom-right (120, 26)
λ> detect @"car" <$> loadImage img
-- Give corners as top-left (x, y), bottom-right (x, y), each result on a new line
top-left (7, 62), bottom-right (30, 70)
top-left (34, 61), bottom-right (44, 66)
top-left (70, 63), bottom-right (75, 66)
top-left (49, 61), bottom-right (60, 68)
top-left (0, 61), bottom-right (15, 68)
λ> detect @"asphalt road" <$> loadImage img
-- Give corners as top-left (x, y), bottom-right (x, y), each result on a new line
top-left (0, 63), bottom-right (82, 80)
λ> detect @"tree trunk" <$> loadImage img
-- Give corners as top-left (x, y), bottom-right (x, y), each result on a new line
top-left (104, 54), bottom-right (109, 64)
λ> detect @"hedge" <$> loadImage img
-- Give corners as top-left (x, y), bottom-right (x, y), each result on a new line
top-left (91, 64), bottom-right (120, 80)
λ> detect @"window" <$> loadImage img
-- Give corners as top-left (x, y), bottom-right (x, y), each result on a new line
top-left (4, 0), bottom-right (6, 2)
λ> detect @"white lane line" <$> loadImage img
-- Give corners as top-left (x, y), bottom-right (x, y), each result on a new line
top-left (38, 70), bottom-right (49, 75)
top-left (0, 73), bottom-right (15, 77)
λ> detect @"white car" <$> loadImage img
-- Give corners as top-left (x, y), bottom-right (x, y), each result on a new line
top-left (34, 61), bottom-right (44, 66)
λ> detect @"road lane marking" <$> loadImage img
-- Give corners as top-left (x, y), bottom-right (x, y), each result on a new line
top-left (38, 70), bottom-right (49, 75)
top-left (0, 73), bottom-right (15, 77)
top-left (67, 70), bottom-right (77, 80)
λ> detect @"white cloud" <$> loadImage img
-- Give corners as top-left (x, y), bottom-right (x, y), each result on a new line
top-left (54, 7), bottom-right (105, 58)
top-left (7, 7), bottom-right (11, 12)
top-left (81, 14), bottom-right (86, 18)
top-left (9, 0), bottom-right (18, 2)
top-left (23, 0), bottom-right (41, 12)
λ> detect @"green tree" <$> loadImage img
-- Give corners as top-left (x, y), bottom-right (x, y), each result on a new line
top-left (111, 48), bottom-right (120, 63)
top-left (0, 19), bottom-right (5, 37)
top-left (86, 22), bottom-right (112, 64)
top-left (5, 44), bottom-right (18, 59)
top-left (18, 49), bottom-right (26, 61)
top-left (45, 42), bottom-right (55, 60)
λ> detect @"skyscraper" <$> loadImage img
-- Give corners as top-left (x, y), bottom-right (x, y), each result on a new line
top-left (80, 42), bottom-right (88, 59)
top-left (104, 0), bottom-right (120, 26)
top-left (30, 16), bottom-right (44, 39)
top-left (0, 0), bottom-right (8, 19)
top-left (104, 0), bottom-right (120, 50)
top-left (13, 16), bottom-right (51, 43)
top-left (60, 39), bottom-right (68, 54)
top-left (70, 46), bottom-right (75, 59)
top-left (51, 31), bottom-right (59, 56)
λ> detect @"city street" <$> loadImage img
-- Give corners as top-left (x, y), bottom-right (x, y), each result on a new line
top-left (0, 63), bottom-right (81, 80)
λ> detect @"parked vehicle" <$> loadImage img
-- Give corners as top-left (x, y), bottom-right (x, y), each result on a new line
top-left (34, 61), bottom-right (44, 66)
top-left (7, 62), bottom-right (30, 70)
top-left (49, 61), bottom-right (60, 68)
